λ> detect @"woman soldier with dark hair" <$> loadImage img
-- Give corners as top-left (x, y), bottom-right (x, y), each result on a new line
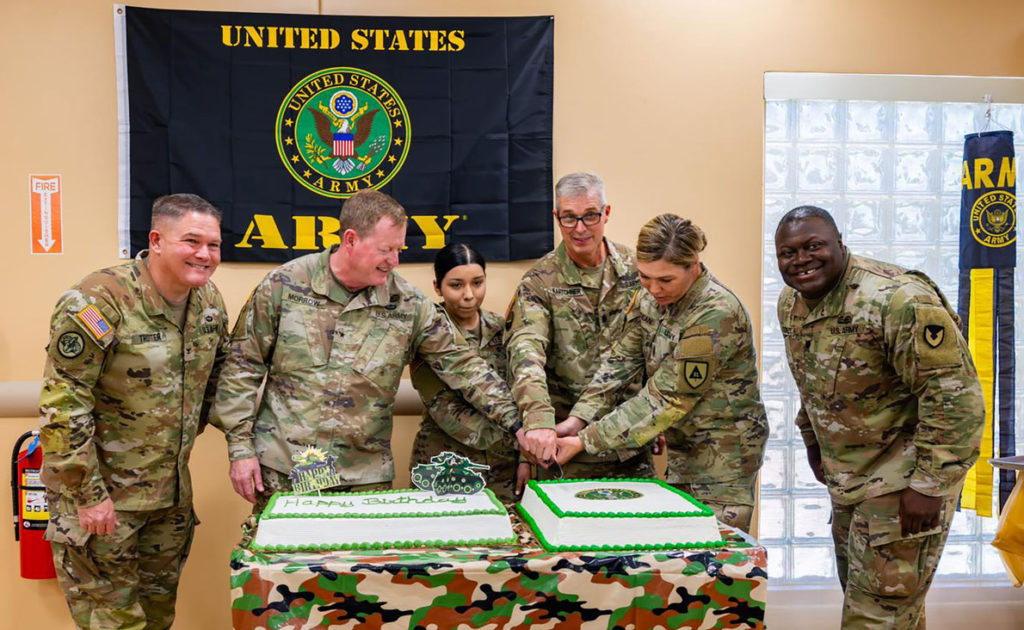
top-left (409, 243), bottom-right (529, 501)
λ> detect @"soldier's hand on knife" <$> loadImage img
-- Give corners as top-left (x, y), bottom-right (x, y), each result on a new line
top-left (554, 436), bottom-right (584, 466)
top-left (522, 427), bottom-right (556, 467)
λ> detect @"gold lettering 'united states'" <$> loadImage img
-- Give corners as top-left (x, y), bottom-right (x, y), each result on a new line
top-left (276, 67), bottom-right (410, 198)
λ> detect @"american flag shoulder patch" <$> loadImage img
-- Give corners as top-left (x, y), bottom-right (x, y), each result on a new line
top-left (76, 304), bottom-right (113, 340)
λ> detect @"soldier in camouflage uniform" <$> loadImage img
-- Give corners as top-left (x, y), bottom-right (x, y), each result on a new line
top-left (505, 172), bottom-right (652, 479)
top-left (410, 243), bottom-right (527, 503)
top-left (555, 215), bottom-right (768, 530)
top-left (39, 194), bottom-right (228, 630)
top-left (212, 190), bottom-right (520, 511)
top-left (774, 206), bottom-right (984, 629)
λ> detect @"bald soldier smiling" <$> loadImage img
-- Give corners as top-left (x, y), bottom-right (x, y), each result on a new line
top-left (774, 205), bottom-right (984, 630)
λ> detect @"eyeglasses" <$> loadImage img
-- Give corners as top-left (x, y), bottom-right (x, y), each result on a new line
top-left (556, 211), bottom-right (604, 228)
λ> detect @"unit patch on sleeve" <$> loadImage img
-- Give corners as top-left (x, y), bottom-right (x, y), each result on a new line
top-left (913, 304), bottom-right (960, 369)
top-left (56, 331), bottom-right (85, 359)
top-left (682, 360), bottom-right (709, 390)
top-left (923, 324), bottom-right (945, 348)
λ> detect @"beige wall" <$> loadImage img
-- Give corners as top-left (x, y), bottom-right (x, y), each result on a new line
top-left (3, 0), bottom-right (1024, 627)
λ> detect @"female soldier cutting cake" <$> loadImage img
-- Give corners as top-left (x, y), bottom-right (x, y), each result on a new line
top-left (553, 214), bottom-right (768, 531)
top-left (409, 243), bottom-right (529, 502)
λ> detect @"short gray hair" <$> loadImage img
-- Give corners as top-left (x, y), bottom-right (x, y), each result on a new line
top-left (555, 172), bottom-right (606, 208)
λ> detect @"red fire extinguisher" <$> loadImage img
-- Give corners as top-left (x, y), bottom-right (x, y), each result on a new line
top-left (11, 430), bottom-right (56, 579)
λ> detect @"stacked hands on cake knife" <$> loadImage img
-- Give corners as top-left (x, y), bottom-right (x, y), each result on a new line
top-left (38, 172), bottom-right (982, 630)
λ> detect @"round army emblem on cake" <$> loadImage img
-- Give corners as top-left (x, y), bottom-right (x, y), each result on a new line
top-left (574, 488), bottom-right (643, 500)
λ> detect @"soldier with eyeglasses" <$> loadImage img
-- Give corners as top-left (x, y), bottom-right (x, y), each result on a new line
top-left (505, 172), bottom-right (653, 480)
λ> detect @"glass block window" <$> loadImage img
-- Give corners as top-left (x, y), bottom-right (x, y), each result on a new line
top-left (762, 97), bottom-right (1024, 584)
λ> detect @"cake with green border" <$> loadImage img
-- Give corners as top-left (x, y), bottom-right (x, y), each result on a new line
top-left (517, 478), bottom-right (726, 552)
top-left (251, 488), bottom-right (515, 551)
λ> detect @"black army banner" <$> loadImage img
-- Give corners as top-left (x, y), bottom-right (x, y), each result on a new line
top-left (115, 6), bottom-right (554, 263)
top-left (957, 130), bottom-right (1017, 515)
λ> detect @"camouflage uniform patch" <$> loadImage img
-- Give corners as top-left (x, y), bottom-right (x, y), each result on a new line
top-left (39, 251), bottom-right (228, 628)
top-left (210, 246), bottom-right (519, 486)
top-left (574, 266), bottom-right (768, 508)
top-left (505, 240), bottom-right (650, 473)
top-left (49, 503), bottom-right (196, 630)
top-left (778, 254), bottom-right (984, 626)
top-left (832, 492), bottom-right (955, 629)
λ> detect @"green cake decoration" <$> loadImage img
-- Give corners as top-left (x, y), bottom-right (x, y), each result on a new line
top-left (411, 451), bottom-right (490, 495)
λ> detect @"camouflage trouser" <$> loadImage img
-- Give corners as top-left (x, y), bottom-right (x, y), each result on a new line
top-left (411, 419), bottom-right (519, 503)
top-left (670, 481), bottom-right (754, 532)
top-left (253, 467), bottom-right (393, 514)
top-left (46, 501), bottom-right (196, 630)
top-left (538, 451), bottom-right (655, 482)
top-left (832, 491), bottom-right (956, 630)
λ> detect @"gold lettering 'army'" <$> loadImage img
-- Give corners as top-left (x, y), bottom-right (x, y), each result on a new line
top-left (275, 67), bottom-right (410, 199)
top-left (961, 155), bottom-right (1017, 248)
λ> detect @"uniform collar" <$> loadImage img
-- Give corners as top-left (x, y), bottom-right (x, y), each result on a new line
top-left (311, 245), bottom-right (395, 308)
top-left (793, 251), bottom-right (853, 324)
top-left (554, 238), bottom-right (631, 286)
top-left (479, 309), bottom-right (503, 347)
top-left (134, 250), bottom-right (178, 320)
top-left (444, 308), bottom-right (501, 346)
top-left (134, 250), bottom-right (208, 329)
top-left (665, 264), bottom-right (710, 316)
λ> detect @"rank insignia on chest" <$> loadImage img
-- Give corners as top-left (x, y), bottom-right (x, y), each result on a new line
top-left (923, 324), bottom-right (945, 348)
top-left (682, 360), bottom-right (709, 389)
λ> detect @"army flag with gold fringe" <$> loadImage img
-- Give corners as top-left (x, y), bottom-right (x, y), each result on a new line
top-left (957, 129), bottom-right (1017, 516)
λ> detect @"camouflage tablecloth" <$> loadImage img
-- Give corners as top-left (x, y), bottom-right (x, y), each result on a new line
top-left (230, 523), bottom-right (767, 630)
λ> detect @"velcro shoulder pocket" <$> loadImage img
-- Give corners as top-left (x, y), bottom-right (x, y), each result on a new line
top-left (913, 304), bottom-right (961, 370)
top-left (674, 325), bottom-right (715, 392)
top-left (674, 325), bottom-right (714, 358)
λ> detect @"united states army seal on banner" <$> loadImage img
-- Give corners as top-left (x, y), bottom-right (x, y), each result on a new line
top-left (276, 67), bottom-right (410, 198)
top-left (970, 190), bottom-right (1016, 248)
